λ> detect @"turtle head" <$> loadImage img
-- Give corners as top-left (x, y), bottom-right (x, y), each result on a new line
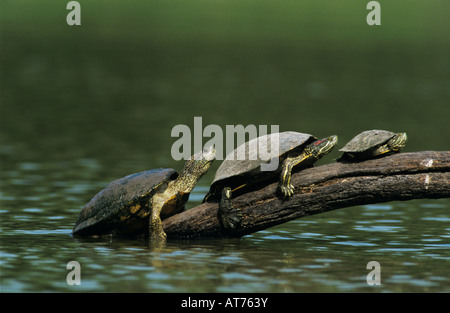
top-left (388, 132), bottom-right (407, 152)
top-left (307, 135), bottom-right (338, 159)
top-left (175, 145), bottom-right (216, 193)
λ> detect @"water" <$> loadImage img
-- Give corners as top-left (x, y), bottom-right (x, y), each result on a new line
top-left (1, 186), bottom-right (449, 292)
top-left (1, 0), bottom-right (449, 292)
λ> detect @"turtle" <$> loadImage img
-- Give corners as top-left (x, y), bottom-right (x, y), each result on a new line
top-left (203, 131), bottom-right (338, 234)
top-left (337, 130), bottom-right (407, 162)
top-left (72, 145), bottom-right (215, 240)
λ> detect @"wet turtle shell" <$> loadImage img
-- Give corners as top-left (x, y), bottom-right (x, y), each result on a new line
top-left (205, 131), bottom-right (317, 199)
top-left (339, 130), bottom-right (398, 153)
top-left (72, 168), bottom-right (180, 236)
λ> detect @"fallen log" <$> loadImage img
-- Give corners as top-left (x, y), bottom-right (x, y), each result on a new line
top-left (162, 151), bottom-right (450, 238)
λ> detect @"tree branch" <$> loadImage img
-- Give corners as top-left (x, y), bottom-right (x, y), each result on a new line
top-left (162, 151), bottom-right (450, 238)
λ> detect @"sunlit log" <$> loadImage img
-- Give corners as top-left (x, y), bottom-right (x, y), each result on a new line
top-left (163, 151), bottom-right (450, 238)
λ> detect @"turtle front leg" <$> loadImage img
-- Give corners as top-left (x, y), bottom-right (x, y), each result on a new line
top-left (149, 201), bottom-right (167, 241)
top-left (218, 187), bottom-right (242, 236)
top-left (278, 157), bottom-right (296, 198)
top-left (278, 151), bottom-right (310, 198)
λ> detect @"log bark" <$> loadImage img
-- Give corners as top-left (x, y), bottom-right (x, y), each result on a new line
top-left (162, 151), bottom-right (450, 238)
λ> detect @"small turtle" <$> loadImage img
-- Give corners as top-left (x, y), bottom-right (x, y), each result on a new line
top-left (203, 132), bottom-right (338, 234)
top-left (338, 130), bottom-right (407, 162)
top-left (72, 146), bottom-right (215, 240)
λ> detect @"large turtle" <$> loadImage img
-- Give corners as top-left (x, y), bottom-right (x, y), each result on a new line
top-left (203, 131), bottom-right (338, 233)
top-left (72, 145), bottom-right (215, 240)
top-left (338, 130), bottom-right (407, 162)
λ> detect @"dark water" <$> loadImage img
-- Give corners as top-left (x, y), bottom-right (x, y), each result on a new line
top-left (1, 0), bottom-right (449, 292)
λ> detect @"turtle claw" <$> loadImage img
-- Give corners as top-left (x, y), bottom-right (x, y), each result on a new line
top-left (279, 184), bottom-right (295, 199)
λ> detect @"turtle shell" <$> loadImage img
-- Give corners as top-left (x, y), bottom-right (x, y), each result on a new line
top-left (72, 168), bottom-right (178, 236)
top-left (211, 131), bottom-right (316, 189)
top-left (339, 130), bottom-right (397, 153)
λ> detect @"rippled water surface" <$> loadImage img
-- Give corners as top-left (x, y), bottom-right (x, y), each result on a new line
top-left (1, 0), bottom-right (449, 292)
